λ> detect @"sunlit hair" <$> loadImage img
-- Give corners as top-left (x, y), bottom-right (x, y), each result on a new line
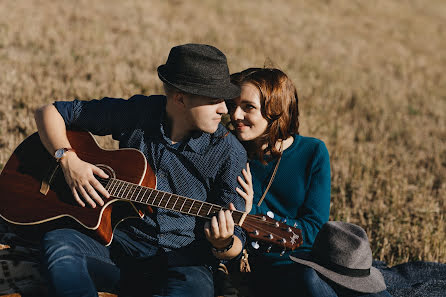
top-left (230, 68), bottom-right (299, 163)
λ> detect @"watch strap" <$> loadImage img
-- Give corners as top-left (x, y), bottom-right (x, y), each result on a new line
top-left (211, 235), bottom-right (234, 253)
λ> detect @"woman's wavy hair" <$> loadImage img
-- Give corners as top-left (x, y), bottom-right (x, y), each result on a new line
top-left (230, 68), bottom-right (299, 163)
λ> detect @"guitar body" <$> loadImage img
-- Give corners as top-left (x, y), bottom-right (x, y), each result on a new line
top-left (0, 131), bottom-right (156, 245)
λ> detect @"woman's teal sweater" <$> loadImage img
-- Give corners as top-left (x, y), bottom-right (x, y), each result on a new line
top-left (248, 135), bottom-right (331, 266)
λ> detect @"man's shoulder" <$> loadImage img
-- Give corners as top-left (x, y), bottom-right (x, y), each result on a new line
top-left (210, 125), bottom-right (247, 165)
top-left (128, 94), bottom-right (166, 105)
top-left (214, 125), bottom-right (245, 152)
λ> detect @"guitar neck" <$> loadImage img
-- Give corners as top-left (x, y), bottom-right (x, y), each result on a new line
top-left (101, 178), bottom-right (245, 224)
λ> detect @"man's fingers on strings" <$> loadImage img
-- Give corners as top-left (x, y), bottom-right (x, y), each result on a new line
top-left (93, 166), bottom-right (109, 179)
top-left (85, 184), bottom-right (104, 206)
top-left (204, 221), bottom-right (211, 239)
top-left (79, 186), bottom-right (96, 208)
top-left (224, 210), bottom-right (234, 235)
top-left (91, 178), bottom-right (110, 199)
top-left (211, 215), bottom-right (220, 237)
top-left (218, 210), bottom-right (228, 235)
top-left (71, 187), bottom-right (85, 207)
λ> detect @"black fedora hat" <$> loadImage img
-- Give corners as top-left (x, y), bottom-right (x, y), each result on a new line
top-left (290, 221), bottom-right (386, 293)
top-left (157, 43), bottom-right (240, 100)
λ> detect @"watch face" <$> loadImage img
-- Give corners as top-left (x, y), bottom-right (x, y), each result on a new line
top-left (55, 149), bottom-right (65, 159)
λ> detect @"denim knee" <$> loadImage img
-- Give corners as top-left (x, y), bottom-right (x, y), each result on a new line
top-left (40, 229), bottom-right (84, 267)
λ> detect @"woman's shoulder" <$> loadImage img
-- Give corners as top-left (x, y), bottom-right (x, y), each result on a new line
top-left (289, 135), bottom-right (328, 154)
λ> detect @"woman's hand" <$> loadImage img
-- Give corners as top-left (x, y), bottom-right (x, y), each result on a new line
top-left (236, 163), bottom-right (253, 213)
top-left (60, 152), bottom-right (110, 208)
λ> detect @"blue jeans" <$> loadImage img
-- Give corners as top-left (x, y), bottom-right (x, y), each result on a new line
top-left (40, 228), bottom-right (213, 297)
top-left (249, 262), bottom-right (392, 297)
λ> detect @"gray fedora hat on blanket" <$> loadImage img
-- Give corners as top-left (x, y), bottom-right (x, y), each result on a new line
top-left (290, 221), bottom-right (386, 293)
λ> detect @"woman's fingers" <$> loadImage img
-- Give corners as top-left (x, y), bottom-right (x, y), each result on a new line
top-left (243, 163), bottom-right (252, 185)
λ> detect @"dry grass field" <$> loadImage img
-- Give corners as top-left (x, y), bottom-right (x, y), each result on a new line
top-left (0, 0), bottom-right (445, 266)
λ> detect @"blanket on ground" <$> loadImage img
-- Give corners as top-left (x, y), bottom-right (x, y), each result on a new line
top-left (1, 223), bottom-right (445, 297)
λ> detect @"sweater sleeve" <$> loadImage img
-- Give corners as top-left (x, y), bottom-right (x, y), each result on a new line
top-left (251, 140), bottom-right (331, 250)
top-left (292, 141), bottom-right (331, 249)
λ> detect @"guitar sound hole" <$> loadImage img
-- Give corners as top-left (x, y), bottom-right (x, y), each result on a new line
top-left (96, 164), bottom-right (116, 179)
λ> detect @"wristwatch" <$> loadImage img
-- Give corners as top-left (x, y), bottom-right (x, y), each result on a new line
top-left (54, 148), bottom-right (74, 162)
top-left (211, 235), bottom-right (234, 253)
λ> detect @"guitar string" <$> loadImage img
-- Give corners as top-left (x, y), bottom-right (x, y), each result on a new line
top-left (96, 177), bottom-right (294, 243)
top-left (98, 177), bottom-right (290, 228)
top-left (96, 177), bottom-right (246, 221)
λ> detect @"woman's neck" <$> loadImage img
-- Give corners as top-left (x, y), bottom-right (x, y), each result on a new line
top-left (260, 136), bottom-right (294, 152)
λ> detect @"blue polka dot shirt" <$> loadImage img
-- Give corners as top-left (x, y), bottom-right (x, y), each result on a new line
top-left (54, 95), bottom-right (247, 265)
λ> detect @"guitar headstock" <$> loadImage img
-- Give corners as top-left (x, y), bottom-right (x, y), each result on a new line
top-left (242, 214), bottom-right (303, 252)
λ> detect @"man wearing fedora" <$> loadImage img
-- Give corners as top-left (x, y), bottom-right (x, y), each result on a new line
top-left (34, 43), bottom-right (248, 296)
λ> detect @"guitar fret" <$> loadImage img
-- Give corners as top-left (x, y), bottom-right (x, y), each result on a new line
top-left (187, 200), bottom-right (195, 214)
top-left (196, 202), bottom-right (203, 216)
top-left (140, 187), bottom-right (149, 203)
top-left (116, 181), bottom-right (127, 198)
top-left (199, 203), bottom-right (211, 217)
top-left (102, 179), bottom-right (239, 225)
top-left (122, 182), bottom-right (131, 199)
top-left (180, 198), bottom-right (187, 212)
top-left (129, 184), bottom-right (138, 201)
top-left (210, 205), bottom-right (221, 215)
top-left (110, 179), bottom-right (120, 196)
top-left (163, 194), bottom-right (172, 209)
top-left (106, 179), bottom-right (116, 196)
top-left (134, 186), bottom-right (143, 202)
top-left (192, 201), bottom-right (202, 216)
top-left (159, 192), bottom-right (167, 206)
top-left (104, 178), bottom-right (112, 192)
top-left (152, 191), bottom-right (162, 206)
top-left (146, 189), bottom-right (157, 205)
top-left (123, 183), bottom-right (132, 200)
top-left (171, 196), bottom-right (179, 211)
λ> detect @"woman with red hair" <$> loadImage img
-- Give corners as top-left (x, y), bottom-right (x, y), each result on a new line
top-left (223, 68), bottom-right (390, 296)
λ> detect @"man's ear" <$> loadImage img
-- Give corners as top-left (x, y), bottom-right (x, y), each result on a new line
top-left (172, 92), bottom-right (186, 107)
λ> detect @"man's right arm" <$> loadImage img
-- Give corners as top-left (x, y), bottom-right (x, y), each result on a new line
top-left (34, 104), bottom-right (109, 207)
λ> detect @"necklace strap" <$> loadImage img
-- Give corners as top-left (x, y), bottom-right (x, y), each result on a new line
top-left (256, 142), bottom-right (283, 207)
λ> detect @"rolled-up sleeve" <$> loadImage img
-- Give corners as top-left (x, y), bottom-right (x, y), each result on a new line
top-left (53, 95), bottom-right (160, 140)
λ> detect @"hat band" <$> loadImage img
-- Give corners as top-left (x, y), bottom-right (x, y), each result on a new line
top-left (162, 69), bottom-right (229, 85)
top-left (315, 258), bottom-right (371, 277)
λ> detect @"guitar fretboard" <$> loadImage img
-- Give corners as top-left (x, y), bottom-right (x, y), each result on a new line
top-left (101, 178), bottom-right (244, 224)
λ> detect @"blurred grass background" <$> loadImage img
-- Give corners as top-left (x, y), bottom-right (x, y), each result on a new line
top-left (0, 0), bottom-right (445, 266)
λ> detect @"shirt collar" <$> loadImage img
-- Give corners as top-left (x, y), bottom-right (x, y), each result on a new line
top-left (158, 110), bottom-right (212, 155)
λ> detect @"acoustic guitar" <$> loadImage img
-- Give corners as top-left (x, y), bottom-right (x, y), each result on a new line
top-left (0, 131), bottom-right (302, 253)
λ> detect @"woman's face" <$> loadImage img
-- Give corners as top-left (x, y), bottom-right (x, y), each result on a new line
top-left (229, 82), bottom-right (268, 141)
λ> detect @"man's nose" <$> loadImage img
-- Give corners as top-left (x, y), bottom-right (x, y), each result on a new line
top-left (217, 100), bottom-right (228, 114)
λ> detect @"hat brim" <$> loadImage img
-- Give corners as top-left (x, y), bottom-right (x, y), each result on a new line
top-left (290, 255), bottom-right (387, 294)
top-left (157, 65), bottom-right (240, 100)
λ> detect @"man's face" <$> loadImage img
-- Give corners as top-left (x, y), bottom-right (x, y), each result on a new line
top-left (183, 94), bottom-right (228, 133)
